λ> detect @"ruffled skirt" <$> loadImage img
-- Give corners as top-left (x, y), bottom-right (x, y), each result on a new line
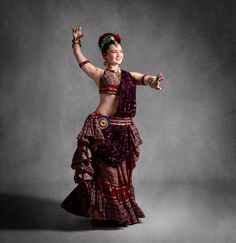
top-left (61, 111), bottom-right (145, 226)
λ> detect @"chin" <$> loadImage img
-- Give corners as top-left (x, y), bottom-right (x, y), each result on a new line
top-left (109, 60), bottom-right (123, 66)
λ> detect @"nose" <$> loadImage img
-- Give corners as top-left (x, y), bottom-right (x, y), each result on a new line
top-left (117, 52), bottom-right (122, 58)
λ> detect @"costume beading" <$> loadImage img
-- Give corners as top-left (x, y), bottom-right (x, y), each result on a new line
top-left (61, 69), bottom-right (145, 226)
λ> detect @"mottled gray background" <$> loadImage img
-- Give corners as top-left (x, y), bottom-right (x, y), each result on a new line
top-left (0, 0), bottom-right (236, 242)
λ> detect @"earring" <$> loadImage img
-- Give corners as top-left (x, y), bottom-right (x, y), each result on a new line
top-left (103, 60), bottom-right (107, 66)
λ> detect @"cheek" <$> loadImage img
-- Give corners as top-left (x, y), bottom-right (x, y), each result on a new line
top-left (110, 54), bottom-right (116, 59)
top-left (120, 53), bottom-right (124, 58)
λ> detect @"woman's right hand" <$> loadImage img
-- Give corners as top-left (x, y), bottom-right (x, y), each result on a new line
top-left (72, 26), bottom-right (84, 39)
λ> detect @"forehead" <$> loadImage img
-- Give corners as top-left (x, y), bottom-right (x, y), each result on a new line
top-left (107, 43), bottom-right (123, 51)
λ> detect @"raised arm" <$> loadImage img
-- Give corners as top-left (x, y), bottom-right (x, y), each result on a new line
top-left (72, 26), bottom-right (103, 87)
top-left (130, 71), bottom-right (164, 90)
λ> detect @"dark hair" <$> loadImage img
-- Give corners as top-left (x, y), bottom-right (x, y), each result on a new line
top-left (101, 40), bottom-right (117, 54)
top-left (98, 33), bottom-right (121, 53)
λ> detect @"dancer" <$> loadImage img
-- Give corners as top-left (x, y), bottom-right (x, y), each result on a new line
top-left (61, 26), bottom-right (164, 227)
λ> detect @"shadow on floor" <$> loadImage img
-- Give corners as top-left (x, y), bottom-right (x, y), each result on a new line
top-left (0, 193), bottom-right (122, 231)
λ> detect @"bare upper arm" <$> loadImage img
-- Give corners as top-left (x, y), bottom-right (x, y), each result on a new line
top-left (80, 62), bottom-right (104, 87)
top-left (130, 71), bottom-right (145, 85)
top-left (72, 46), bottom-right (104, 87)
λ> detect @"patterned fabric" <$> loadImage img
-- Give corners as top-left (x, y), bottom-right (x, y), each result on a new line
top-left (61, 69), bottom-right (145, 226)
top-left (114, 70), bottom-right (137, 117)
top-left (99, 69), bottom-right (121, 95)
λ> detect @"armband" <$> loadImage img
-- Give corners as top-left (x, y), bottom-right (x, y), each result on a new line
top-left (79, 60), bottom-right (91, 68)
top-left (141, 74), bottom-right (148, 85)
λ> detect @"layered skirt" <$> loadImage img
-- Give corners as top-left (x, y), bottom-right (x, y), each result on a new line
top-left (61, 111), bottom-right (145, 226)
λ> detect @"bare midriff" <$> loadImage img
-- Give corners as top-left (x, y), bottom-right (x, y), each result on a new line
top-left (95, 93), bottom-right (119, 117)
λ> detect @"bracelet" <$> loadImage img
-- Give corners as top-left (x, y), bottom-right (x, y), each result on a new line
top-left (141, 74), bottom-right (148, 85)
top-left (79, 60), bottom-right (91, 68)
top-left (72, 37), bottom-right (81, 48)
top-left (148, 76), bottom-right (157, 88)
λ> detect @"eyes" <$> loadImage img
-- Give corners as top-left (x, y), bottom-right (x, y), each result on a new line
top-left (110, 50), bottom-right (123, 54)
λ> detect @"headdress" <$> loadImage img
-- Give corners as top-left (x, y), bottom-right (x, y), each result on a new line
top-left (98, 33), bottom-right (121, 51)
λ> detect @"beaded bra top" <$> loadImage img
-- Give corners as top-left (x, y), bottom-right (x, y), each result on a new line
top-left (99, 69), bottom-right (137, 118)
top-left (99, 69), bottom-right (121, 95)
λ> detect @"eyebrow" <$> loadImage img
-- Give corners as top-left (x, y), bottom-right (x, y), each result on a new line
top-left (110, 49), bottom-right (123, 51)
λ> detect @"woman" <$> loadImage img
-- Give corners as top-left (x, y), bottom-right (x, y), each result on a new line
top-left (61, 26), bottom-right (164, 227)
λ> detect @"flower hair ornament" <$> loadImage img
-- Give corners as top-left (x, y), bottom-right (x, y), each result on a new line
top-left (98, 33), bottom-right (121, 51)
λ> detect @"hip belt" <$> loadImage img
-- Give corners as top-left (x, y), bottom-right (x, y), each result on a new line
top-left (94, 111), bottom-right (133, 129)
top-left (110, 116), bottom-right (133, 125)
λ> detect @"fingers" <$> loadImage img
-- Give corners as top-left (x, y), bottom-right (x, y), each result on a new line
top-left (72, 26), bottom-right (83, 33)
top-left (155, 73), bottom-right (164, 91)
top-left (155, 82), bottom-right (162, 90)
top-left (155, 73), bottom-right (164, 90)
top-left (72, 26), bottom-right (84, 38)
top-left (157, 73), bottom-right (164, 81)
top-left (72, 26), bottom-right (81, 30)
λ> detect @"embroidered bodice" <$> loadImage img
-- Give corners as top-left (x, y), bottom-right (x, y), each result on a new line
top-left (98, 69), bottom-right (137, 117)
top-left (99, 69), bottom-right (121, 95)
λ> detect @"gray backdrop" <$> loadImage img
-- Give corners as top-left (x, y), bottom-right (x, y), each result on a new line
top-left (0, 0), bottom-right (236, 242)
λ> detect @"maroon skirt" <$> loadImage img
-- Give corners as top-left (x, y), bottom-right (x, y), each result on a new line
top-left (61, 111), bottom-right (145, 226)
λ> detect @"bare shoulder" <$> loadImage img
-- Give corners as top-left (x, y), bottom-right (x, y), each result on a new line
top-left (130, 71), bottom-right (143, 78)
top-left (90, 66), bottom-right (104, 87)
top-left (95, 67), bottom-right (105, 78)
top-left (129, 71), bottom-right (145, 85)
top-left (95, 66), bottom-right (105, 79)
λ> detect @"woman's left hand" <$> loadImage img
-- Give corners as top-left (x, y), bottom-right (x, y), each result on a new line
top-left (154, 73), bottom-right (164, 90)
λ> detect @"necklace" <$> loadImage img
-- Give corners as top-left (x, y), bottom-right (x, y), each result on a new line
top-left (107, 67), bottom-right (121, 80)
top-left (114, 68), bottom-right (121, 80)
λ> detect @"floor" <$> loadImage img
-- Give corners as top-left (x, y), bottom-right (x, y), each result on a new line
top-left (0, 180), bottom-right (236, 243)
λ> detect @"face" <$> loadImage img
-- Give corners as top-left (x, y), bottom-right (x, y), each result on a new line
top-left (103, 43), bottom-right (124, 65)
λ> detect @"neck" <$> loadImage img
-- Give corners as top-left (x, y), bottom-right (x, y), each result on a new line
top-left (107, 64), bottom-right (120, 72)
